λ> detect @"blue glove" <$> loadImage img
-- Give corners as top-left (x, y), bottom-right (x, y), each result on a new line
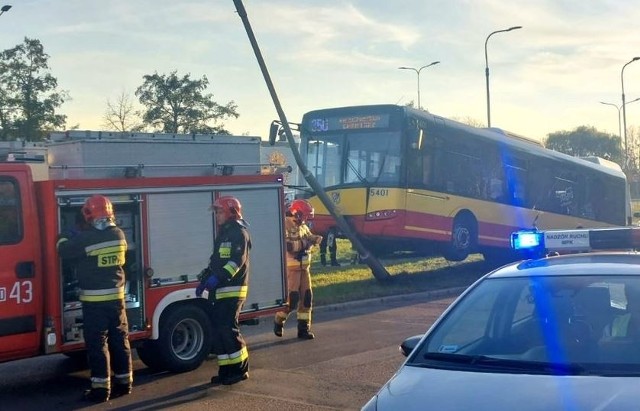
top-left (204, 275), bottom-right (219, 290)
top-left (195, 275), bottom-right (219, 298)
top-left (195, 282), bottom-right (206, 297)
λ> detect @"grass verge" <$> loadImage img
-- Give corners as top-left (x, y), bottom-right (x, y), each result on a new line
top-left (310, 240), bottom-right (491, 306)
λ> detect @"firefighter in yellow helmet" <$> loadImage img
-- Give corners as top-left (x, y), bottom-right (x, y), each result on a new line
top-left (196, 195), bottom-right (251, 385)
top-left (274, 199), bottom-right (323, 339)
top-left (56, 195), bottom-right (132, 403)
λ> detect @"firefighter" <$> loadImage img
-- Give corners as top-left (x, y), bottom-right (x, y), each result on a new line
top-left (56, 195), bottom-right (132, 403)
top-left (195, 196), bottom-right (251, 385)
top-left (274, 199), bottom-right (323, 339)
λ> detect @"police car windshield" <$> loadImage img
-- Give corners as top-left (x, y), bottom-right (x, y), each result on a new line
top-left (412, 275), bottom-right (640, 375)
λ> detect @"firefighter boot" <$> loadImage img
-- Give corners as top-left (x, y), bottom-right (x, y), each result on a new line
top-left (111, 383), bottom-right (132, 398)
top-left (83, 388), bottom-right (109, 403)
top-left (274, 312), bottom-right (287, 337)
top-left (297, 320), bottom-right (315, 340)
top-left (330, 257), bottom-right (341, 267)
top-left (273, 321), bottom-right (284, 337)
top-left (320, 254), bottom-right (327, 266)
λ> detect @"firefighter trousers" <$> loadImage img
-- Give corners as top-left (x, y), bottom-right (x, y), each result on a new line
top-left (82, 300), bottom-right (133, 391)
top-left (210, 297), bottom-right (249, 379)
top-left (275, 263), bottom-right (313, 331)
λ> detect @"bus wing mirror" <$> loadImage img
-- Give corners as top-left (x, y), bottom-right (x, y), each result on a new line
top-left (268, 121), bottom-right (281, 146)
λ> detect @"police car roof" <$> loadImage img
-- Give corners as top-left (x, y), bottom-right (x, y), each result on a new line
top-left (487, 252), bottom-right (640, 279)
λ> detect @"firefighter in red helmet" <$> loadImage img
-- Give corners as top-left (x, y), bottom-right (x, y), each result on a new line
top-left (274, 199), bottom-right (323, 339)
top-left (196, 195), bottom-right (252, 385)
top-left (56, 195), bottom-right (132, 403)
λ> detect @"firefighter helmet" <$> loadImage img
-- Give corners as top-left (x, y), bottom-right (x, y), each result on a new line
top-left (289, 199), bottom-right (314, 221)
top-left (81, 195), bottom-right (115, 223)
top-left (212, 196), bottom-right (243, 220)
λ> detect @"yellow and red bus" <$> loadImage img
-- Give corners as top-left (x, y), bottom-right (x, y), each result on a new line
top-left (294, 104), bottom-right (630, 264)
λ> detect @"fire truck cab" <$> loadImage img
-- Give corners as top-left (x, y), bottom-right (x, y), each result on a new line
top-left (0, 132), bottom-right (288, 372)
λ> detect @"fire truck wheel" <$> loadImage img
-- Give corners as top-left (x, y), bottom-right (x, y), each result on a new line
top-left (153, 304), bottom-right (213, 373)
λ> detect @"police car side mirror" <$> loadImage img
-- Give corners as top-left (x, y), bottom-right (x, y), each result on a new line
top-left (399, 334), bottom-right (423, 357)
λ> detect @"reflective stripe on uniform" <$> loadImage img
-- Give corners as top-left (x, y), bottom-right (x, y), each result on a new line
top-left (216, 346), bottom-right (248, 366)
top-left (56, 237), bottom-right (68, 249)
top-left (223, 261), bottom-right (239, 277)
top-left (80, 287), bottom-right (125, 302)
top-left (215, 285), bottom-right (248, 299)
top-left (219, 242), bottom-right (231, 258)
top-left (90, 376), bottom-right (110, 389)
top-left (86, 240), bottom-right (127, 267)
top-left (85, 240), bottom-right (127, 253)
top-left (297, 311), bottom-right (311, 321)
top-left (114, 372), bottom-right (133, 384)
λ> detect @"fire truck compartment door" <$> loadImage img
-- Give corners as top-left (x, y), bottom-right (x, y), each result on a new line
top-left (147, 192), bottom-right (215, 284)
top-left (145, 187), bottom-right (286, 309)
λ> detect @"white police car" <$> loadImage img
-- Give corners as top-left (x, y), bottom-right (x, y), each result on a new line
top-left (362, 227), bottom-right (640, 411)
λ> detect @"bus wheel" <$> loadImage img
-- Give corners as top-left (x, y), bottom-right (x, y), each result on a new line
top-left (443, 214), bottom-right (476, 262)
top-left (152, 305), bottom-right (213, 373)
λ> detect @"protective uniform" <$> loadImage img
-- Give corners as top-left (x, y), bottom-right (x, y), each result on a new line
top-left (274, 199), bottom-right (322, 339)
top-left (56, 195), bottom-right (132, 403)
top-left (196, 196), bottom-right (251, 385)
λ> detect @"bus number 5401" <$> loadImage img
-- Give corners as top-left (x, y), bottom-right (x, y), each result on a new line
top-left (369, 189), bottom-right (389, 197)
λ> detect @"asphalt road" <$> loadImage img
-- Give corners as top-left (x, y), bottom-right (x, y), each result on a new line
top-left (0, 288), bottom-right (462, 411)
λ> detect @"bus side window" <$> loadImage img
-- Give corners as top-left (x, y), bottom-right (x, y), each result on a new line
top-left (505, 166), bottom-right (527, 206)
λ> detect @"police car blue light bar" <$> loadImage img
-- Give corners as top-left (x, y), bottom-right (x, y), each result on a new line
top-left (511, 227), bottom-right (640, 254)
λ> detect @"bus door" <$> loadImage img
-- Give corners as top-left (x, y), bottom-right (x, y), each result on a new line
top-left (0, 164), bottom-right (42, 360)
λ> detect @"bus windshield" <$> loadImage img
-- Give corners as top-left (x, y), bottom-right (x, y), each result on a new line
top-left (306, 130), bottom-right (402, 188)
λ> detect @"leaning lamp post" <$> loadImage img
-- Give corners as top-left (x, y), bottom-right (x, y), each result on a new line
top-left (0, 5), bottom-right (11, 16)
top-left (484, 25), bottom-right (522, 127)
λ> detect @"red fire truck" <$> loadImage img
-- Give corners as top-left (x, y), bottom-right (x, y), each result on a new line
top-left (0, 132), bottom-right (288, 372)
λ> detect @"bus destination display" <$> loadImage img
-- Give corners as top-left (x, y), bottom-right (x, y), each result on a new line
top-left (309, 114), bottom-right (390, 132)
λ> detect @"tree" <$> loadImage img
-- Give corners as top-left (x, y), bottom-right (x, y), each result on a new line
top-left (0, 37), bottom-right (67, 141)
top-left (544, 126), bottom-right (622, 166)
top-left (102, 90), bottom-right (144, 132)
top-left (135, 71), bottom-right (239, 134)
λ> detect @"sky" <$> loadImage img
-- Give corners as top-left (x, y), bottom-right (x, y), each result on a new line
top-left (3, 0), bottom-right (640, 142)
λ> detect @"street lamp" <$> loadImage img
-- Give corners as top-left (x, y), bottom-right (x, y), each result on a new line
top-left (484, 25), bottom-right (522, 127)
top-left (0, 5), bottom-right (11, 16)
top-left (621, 57), bottom-right (640, 163)
top-left (600, 97), bottom-right (640, 151)
top-left (398, 61), bottom-right (440, 110)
